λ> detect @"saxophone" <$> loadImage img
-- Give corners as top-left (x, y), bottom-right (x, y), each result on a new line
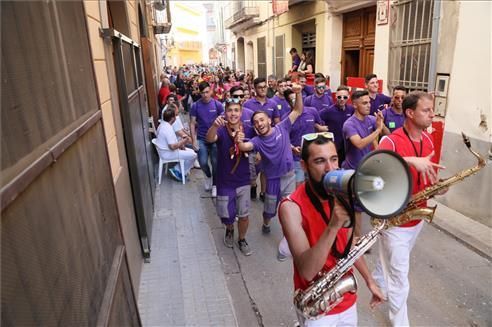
top-left (294, 221), bottom-right (387, 320)
top-left (372, 132), bottom-right (486, 229)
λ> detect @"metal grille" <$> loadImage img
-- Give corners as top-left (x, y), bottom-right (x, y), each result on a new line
top-left (302, 32), bottom-right (316, 48)
top-left (388, 0), bottom-right (434, 91)
top-left (275, 34), bottom-right (285, 78)
top-left (257, 36), bottom-right (267, 79)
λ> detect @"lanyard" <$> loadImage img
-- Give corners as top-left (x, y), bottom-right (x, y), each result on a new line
top-left (403, 127), bottom-right (423, 187)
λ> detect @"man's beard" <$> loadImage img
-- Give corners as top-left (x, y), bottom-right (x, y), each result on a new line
top-left (307, 171), bottom-right (330, 200)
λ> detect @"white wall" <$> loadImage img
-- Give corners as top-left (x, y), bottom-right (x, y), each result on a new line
top-left (373, 7), bottom-right (391, 94)
top-left (443, 1), bottom-right (491, 142)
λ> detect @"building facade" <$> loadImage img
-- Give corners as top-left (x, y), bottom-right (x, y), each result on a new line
top-left (1, 0), bottom-right (166, 324)
top-left (225, 0), bottom-right (491, 222)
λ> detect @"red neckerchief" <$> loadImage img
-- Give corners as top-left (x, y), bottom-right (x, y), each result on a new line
top-left (225, 122), bottom-right (248, 174)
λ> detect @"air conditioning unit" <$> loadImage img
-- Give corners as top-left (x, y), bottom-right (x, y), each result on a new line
top-left (153, 23), bottom-right (172, 34)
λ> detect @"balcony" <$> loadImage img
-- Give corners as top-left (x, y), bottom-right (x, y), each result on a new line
top-left (224, 6), bottom-right (260, 30)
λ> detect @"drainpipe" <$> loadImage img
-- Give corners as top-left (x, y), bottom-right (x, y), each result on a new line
top-left (427, 0), bottom-right (441, 91)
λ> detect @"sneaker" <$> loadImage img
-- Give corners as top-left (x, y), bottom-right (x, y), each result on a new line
top-left (211, 185), bottom-right (217, 198)
top-left (277, 249), bottom-right (288, 262)
top-left (204, 177), bottom-right (212, 191)
top-left (250, 185), bottom-right (257, 200)
top-left (261, 224), bottom-right (271, 234)
top-left (193, 159), bottom-right (200, 169)
top-left (259, 192), bottom-right (265, 202)
top-left (169, 168), bottom-right (182, 182)
top-left (224, 228), bottom-right (234, 248)
top-left (238, 239), bottom-right (252, 256)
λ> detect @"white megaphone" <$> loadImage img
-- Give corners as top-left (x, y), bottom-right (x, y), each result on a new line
top-left (323, 150), bottom-right (412, 219)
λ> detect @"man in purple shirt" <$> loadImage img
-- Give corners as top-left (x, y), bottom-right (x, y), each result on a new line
top-left (304, 77), bottom-right (333, 112)
top-left (284, 89), bottom-right (327, 188)
top-left (382, 85), bottom-right (406, 135)
top-left (243, 77), bottom-right (280, 125)
top-left (289, 48), bottom-right (301, 72)
top-left (190, 81), bottom-right (224, 197)
top-left (298, 74), bottom-right (314, 99)
top-left (206, 99), bottom-right (254, 256)
top-left (231, 86), bottom-right (259, 200)
top-left (342, 90), bottom-right (383, 236)
top-left (237, 84), bottom-right (304, 234)
top-left (272, 78), bottom-right (291, 120)
top-left (319, 85), bottom-right (355, 164)
top-left (365, 73), bottom-right (391, 116)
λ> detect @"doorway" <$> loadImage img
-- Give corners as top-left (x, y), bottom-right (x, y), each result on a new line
top-left (341, 6), bottom-right (376, 83)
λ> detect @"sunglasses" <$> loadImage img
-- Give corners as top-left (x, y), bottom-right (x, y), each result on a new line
top-left (316, 85), bottom-right (326, 89)
top-left (301, 132), bottom-right (335, 150)
top-left (226, 97), bottom-right (241, 104)
top-left (232, 94), bottom-right (245, 99)
top-left (337, 95), bottom-right (349, 100)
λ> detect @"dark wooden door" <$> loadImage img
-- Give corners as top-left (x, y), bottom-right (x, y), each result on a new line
top-left (112, 34), bottom-right (155, 259)
top-left (341, 6), bottom-right (376, 83)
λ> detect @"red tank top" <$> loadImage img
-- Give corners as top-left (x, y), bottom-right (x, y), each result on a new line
top-left (281, 184), bottom-right (356, 315)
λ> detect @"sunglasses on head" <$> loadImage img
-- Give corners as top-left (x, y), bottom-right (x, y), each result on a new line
top-left (232, 94), bottom-right (245, 99)
top-left (226, 97), bottom-right (241, 104)
top-left (301, 132), bottom-right (335, 150)
top-left (337, 95), bottom-right (349, 100)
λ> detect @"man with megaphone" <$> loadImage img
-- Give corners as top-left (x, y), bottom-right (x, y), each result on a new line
top-left (279, 133), bottom-right (386, 326)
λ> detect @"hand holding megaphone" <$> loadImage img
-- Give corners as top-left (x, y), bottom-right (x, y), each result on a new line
top-left (323, 150), bottom-right (412, 219)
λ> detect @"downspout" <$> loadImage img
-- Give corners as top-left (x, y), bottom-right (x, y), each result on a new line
top-left (427, 0), bottom-right (441, 91)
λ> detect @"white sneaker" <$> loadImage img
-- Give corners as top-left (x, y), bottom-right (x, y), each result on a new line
top-left (211, 185), bottom-right (217, 198)
top-left (204, 177), bottom-right (212, 191)
top-left (193, 159), bottom-right (200, 169)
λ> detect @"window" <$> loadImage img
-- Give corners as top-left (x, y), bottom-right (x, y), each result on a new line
top-left (257, 36), bottom-right (267, 79)
top-left (388, 0), bottom-right (434, 91)
top-left (275, 34), bottom-right (285, 78)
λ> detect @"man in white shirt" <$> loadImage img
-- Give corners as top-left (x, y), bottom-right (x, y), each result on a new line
top-left (156, 108), bottom-right (197, 182)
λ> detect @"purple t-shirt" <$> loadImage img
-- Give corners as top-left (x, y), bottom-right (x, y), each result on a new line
top-left (319, 104), bottom-right (355, 151)
top-left (251, 118), bottom-right (294, 179)
top-left (369, 93), bottom-right (391, 116)
top-left (292, 54), bottom-right (301, 69)
top-left (290, 109), bottom-right (318, 161)
top-left (272, 95), bottom-right (291, 120)
top-left (190, 99), bottom-right (224, 139)
top-left (240, 107), bottom-right (255, 129)
top-left (302, 85), bottom-right (314, 98)
top-left (243, 98), bottom-right (280, 122)
top-left (216, 125), bottom-right (254, 188)
top-left (382, 107), bottom-right (405, 133)
top-left (342, 115), bottom-right (376, 169)
top-left (304, 92), bottom-right (333, 112)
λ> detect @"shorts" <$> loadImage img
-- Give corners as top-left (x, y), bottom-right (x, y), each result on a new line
top-left (264, 170), bottom-right (296, 219)
top-left (216, 184), bottom-right (251, 225)
top-left (294, 160), bottom-right (305, 183)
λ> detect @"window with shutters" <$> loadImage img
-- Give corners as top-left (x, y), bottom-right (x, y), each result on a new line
top-left (275, 34), bottom-right (285, 78)
top-left (257, 36), bottom-right (267, 79)
top-left (302, 32), bottom-right (316, 48)
top-left (388, 0), bottom-right (434, 91)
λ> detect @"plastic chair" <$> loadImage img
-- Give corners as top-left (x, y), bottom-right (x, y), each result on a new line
top-left (151, 138), bottom-right (186, 185)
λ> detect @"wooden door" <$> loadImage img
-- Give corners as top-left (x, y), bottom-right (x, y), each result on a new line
top-left (341, 6), bottom-right (376, 83)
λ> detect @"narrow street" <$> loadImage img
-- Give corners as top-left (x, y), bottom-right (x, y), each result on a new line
top-left (139, 170), bottom-right (491, 326)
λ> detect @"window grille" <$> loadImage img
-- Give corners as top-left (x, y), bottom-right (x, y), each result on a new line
top-left (302, 32), bottom-right (316, 48)
top-left (388, 0), bottom-right (434, 91)
top-left (257, 36), bottom-right (267, 78)
top-left (275, 34), bottom-right (285, 78)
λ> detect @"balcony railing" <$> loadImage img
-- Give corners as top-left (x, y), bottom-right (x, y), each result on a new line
top-left (224, 6), bottom-right (260, 29)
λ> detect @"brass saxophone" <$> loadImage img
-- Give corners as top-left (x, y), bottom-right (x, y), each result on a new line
top-left (294, 221), bottom-right (387, 320)
top-left (372, 132), bottom-right (486, 228)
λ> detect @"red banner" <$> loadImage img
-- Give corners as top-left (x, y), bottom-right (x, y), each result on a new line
top-left (272, 0), bottom-right (289, 15)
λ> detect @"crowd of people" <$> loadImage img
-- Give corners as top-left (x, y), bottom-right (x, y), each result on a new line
top-left (154, 62), bottom-right (441, 327)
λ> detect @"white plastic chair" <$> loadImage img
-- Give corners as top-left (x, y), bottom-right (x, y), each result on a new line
top-left (151, 138), bottom-right (186, 185)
